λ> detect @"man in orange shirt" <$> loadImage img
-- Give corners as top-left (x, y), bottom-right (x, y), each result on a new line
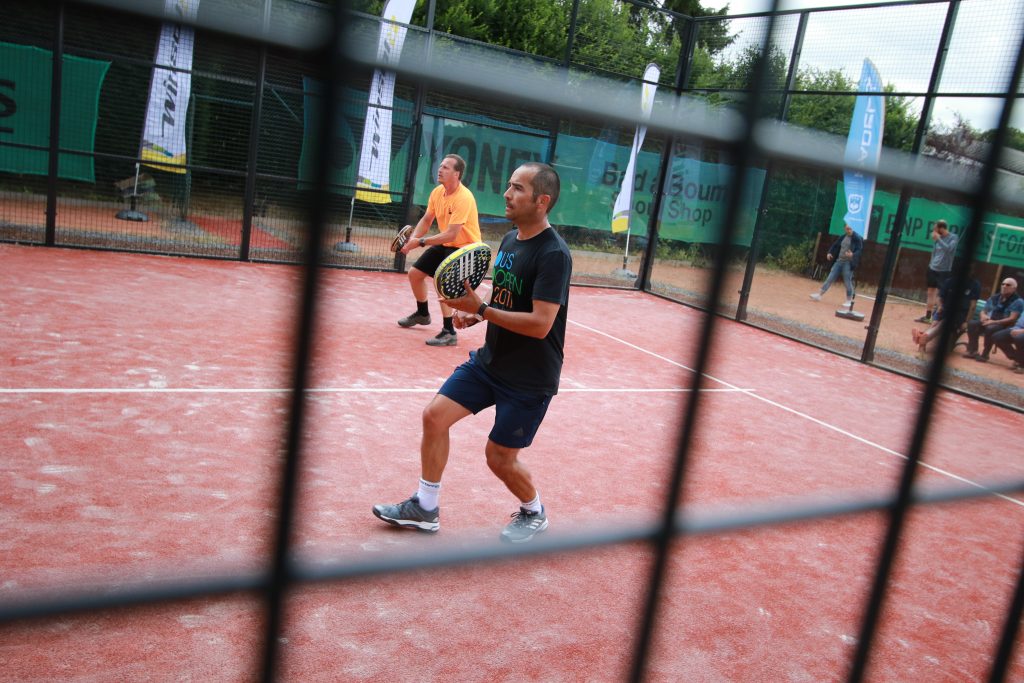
top-left (398, 153), bottom-right (482, 346)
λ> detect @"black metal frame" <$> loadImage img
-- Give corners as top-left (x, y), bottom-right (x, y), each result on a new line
top-left (2, 1), bottom-right (1024, 681)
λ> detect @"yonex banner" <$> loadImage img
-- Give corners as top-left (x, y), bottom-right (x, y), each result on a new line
top-left (612, 63), bottom-right (659, 234)
top-left (830, 184), bottom-right (1024, 268)
top-left (0, 42), bottom-right (109, 182)
top-left (140, 0), bottom-right (199, 174)
top-left (843, 58), bottom-right (884, 239)
top-left (355, 0), bottom-right (415, 203)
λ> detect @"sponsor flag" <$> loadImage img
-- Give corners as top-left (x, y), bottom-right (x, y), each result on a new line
top-left (355, 0), bottom-right (416, 203)
top-left (140, 0), bottom-right (200, 174)
top-left (612, 63), bottom-right (659, 233)
top-left (842, 58), bottom-right (884, 238)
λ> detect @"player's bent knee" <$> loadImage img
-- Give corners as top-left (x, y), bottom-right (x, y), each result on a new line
top-left (485, 441), bottom-right (519, 475)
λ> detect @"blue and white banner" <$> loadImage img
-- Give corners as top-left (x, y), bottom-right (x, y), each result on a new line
top-left (140, 0), bottom-right (199, 174)
top-left (612, 63), bottom-right (659, 233)
top-left (355, 0), bottom-right (416, 203)
top-left (842, 58), bottom-right (884, 238)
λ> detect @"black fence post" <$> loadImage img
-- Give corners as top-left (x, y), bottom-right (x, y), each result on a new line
top-left (44, 0), bottom-right (64, 246)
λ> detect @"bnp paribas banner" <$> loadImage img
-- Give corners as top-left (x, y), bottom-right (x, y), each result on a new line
top-left (830, 183), bottom-right (1024, 269)
top-left (414, 116), bottom-right (766, 243)
top-left (0, 42), bottom-right (110, 182)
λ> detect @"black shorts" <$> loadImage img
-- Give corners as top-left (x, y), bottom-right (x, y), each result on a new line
top-left (438, 351), bottom-right (553, 449)
top-left (412, 245), bottom-right (459, 278)
top-left (926, 268), bottom-right (950, 289)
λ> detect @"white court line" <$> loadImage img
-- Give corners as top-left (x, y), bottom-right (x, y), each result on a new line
top-left (569, 319), bottom-right (1024, 508)
top-left (0, 387), bottom-right (745, 394)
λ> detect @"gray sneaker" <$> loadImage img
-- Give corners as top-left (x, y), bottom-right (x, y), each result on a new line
top-left (500, 506), bottom-right (548, 544)
top-left (372, 495), bottom-right (439, 532)
top-left (425, 330), bottom-right (457, 347)
top-left (398, 312), bottom-right (431, 328)
top-left (809, 292), bottom-right (822, 301)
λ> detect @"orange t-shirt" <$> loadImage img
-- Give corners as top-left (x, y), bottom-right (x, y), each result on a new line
top-left (427, 183), bottom-right (481, 247)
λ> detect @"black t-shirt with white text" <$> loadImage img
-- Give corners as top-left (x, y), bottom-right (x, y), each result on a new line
top-left (476, 227), bottom-right (572, 395)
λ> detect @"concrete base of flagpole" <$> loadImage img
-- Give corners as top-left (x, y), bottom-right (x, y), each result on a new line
top-left (611, 268), bottom-right (636, 280)
top-left (333, 241), bottom-right (360, 253)
top-left (115, 209), bottom-right (149, 222)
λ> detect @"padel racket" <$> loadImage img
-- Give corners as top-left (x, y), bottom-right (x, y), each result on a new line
top-left (390, 224), bottom-right (414, 253)
top-left (434, 242), bottom-right (492, 299)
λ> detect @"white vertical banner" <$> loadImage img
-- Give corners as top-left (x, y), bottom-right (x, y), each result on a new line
top-left (612, 63), bottom-right (659, 233)
top-left (140, 0), bottom-right (200, 174)
top-left (355, 0), bottom-right (416, 203)
top-left (843, 58), bottom-right (884, 239)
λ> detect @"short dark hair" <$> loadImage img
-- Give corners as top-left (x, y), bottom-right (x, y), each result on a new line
top-left (935, 219), bottom-right (948, 231)
top-left (444, 154), bottom-right (466, 176)
top-left (522, 162), bottom-right (560, 214)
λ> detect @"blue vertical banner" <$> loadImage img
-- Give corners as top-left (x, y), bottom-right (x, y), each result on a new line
top-left (843, 58), bottom-right (884, 239)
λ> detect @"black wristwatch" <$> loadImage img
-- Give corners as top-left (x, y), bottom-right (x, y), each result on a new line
top-left (477, 302), bottom-right (488, 317)
top-left (419, 237), bottom-right (426, 247)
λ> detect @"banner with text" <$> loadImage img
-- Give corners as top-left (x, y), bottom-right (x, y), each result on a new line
top-left (355, 0), bottom-right (415, 203)
top-left (843, 58), bottom-right (884, 239)
top-left (830, 183), bottom-right (1024, 268)
top-left (414, 115), bottom-right (765, 243)
top-left (140, 0), bottom-right (200, 173)
top-left (0, 42), bottom-right (109, 182)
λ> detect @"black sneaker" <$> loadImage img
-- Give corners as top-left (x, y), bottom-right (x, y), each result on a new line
top-left (425, 330), bottom-right (457, 347)
top-left (398, 312), bottom-right (431, 328)
top-left (372, 495), bottom-right (439, 532)
top-left (500, 506), bottom-right (548, 544)
top-left (914, 315), bottom-right (932, 323)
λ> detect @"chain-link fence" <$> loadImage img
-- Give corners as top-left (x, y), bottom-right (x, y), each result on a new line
top-left (2, 0), bottom-right (1022, 405)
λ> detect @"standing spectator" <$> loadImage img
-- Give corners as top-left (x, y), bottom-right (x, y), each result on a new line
top-left (810, 224), bottom-right (863, 305)
top-left (963, 277), bottom-right (1022, 362)
top-left (917, 220), bottom-right (960, 323)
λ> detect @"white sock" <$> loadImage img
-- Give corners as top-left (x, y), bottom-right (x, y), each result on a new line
top-left (521, 492), bottom-right (542, 514)
top-left (417, 478), bottom-right (441, 511)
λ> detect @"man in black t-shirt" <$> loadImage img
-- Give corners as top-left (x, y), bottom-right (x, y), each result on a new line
top-left (373, 162), bottom-right (572, 544)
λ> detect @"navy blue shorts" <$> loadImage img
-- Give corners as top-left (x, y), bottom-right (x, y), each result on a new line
top-left (438, 352), bottom-right (552, 449)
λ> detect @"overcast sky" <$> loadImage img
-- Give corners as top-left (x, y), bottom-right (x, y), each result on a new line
top-left (702, 0), bottom-right (1024, 131)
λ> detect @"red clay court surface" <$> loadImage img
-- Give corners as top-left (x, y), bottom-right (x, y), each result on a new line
top-left (1, 243), bottom-right (1022, 682)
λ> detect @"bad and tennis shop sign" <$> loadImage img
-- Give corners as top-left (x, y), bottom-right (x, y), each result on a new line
top-left (830, 183), bottom-right (1024, 268)
top-left (0, 41), bottom-right (110, 182)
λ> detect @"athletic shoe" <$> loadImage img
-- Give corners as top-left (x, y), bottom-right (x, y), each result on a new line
top-left (500, 506), bottom-right (548, 544)
top-left (975, 354), bottom-right (989, 363)
top-left (398, 312), bottom-right (431, 328)
top-left (809, 292), bottom-right (822, 301)
top-left (914, 315), bottom-right (932, 323)
top-left (962, 351), bottom-right (977, 359)
top-left (843, 300), bottom-right (854, 307)
top-left (425, 330), bottom-right (457, 347)
top-left (372, 495), bottom-right (439, 532)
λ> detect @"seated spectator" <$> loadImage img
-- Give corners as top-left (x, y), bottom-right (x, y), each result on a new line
top-left (963, 277), bottom-right (1023, 362)
top-left (992, 314), bottom-right (1024, 374)
top-left (912, 272), bottom-right (981, 355)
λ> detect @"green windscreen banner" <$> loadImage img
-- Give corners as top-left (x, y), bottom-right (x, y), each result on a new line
top-left (414, 115), bottom-right (765, 243)
top-left (0, 42), bottom-right (110, 182)
top-left (299, 83), bottom-right (765, 241)
top-left (830, 183), bottom-right (1024, 268)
